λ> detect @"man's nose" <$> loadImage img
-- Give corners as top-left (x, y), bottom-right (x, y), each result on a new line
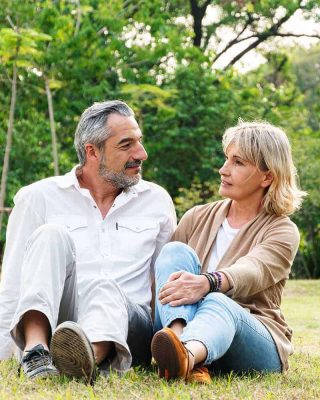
top-left (133, 142), bottom-right (148, 161)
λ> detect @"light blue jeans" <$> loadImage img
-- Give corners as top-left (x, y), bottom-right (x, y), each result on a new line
top-left (154, 242), bottom-right (282, 373)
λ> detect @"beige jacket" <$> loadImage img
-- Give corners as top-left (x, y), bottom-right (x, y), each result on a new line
top-left (172, 199), bottom-right (300, 371)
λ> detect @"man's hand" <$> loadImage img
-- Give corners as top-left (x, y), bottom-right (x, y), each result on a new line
top-left (158, 271), bottom-right (210, 306)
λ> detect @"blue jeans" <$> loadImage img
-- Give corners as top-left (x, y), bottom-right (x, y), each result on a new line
top-left (154, 242), bottom-right (282, 373)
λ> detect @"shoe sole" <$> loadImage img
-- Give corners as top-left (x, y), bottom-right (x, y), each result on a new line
top-left (151, 329), bottom-right (186, 380)
top-left (51, 321), bottom-right (95, 383)
top-left (28, 367), bottom-right (60, 379)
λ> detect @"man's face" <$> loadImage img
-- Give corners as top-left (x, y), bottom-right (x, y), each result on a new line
top-left (98, 114), bottom-right (148, 189)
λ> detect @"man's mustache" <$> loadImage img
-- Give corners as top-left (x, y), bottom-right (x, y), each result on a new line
top-left (125, 161), bottom-right (142, 169)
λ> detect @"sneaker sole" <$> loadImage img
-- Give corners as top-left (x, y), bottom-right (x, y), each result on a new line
top-left (151, 330), bottom-right (185, 380)
top-left (28, 366), bottom-right (60, 379)
top-left (51, 321), bottom-right (95, 383)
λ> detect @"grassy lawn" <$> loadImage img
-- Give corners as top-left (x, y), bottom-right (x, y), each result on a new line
top-left (0, 280), bottom-right (319, 400)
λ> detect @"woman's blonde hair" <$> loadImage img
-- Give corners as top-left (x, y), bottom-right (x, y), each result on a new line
top-left (222, 120), bottom-right (307, 216)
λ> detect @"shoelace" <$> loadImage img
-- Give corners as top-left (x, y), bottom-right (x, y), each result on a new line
top-left (22, 348), bottom-right (52, 372)
top-left (182, 342), bottom-right (195, 379)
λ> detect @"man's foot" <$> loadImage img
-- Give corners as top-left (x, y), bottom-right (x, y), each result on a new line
top-left (187, 366), bottom-right (212, 384)
top-left (151, 327), bottom-right (191, 380)
top-left (51, 321), bottom-right (96, 384)
top-left (19, 344), bottom-right (59, 379)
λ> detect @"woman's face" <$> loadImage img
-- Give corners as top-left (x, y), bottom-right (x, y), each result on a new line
top-left (219, 143), bottom-right (271, 203)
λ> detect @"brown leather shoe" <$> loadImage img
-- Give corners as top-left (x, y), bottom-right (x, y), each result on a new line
top-left (187, 366), bottom-right (212, 384)
top-left (151, 327), bottom-right (189, 380)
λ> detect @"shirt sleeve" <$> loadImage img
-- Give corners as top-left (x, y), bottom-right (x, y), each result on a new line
top-left (0, 190), bottom-right (45, 359)
top-left (219, 218), bottom-right (300, 299)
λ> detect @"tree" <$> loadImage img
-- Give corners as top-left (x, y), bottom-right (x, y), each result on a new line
top-left (0, 18), bottom-right (51, 230)
top-left (170, 0), bottom-right (320, 69)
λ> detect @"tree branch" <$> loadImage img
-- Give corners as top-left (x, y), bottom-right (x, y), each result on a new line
top-left (223, 7), bottom-right (306, 69)
top-left (275, 33), bottom-right (320, 39)
top-left (224, 37), bottom-right (264, 68)
top-left (213, 31), bottom-right (257, 62)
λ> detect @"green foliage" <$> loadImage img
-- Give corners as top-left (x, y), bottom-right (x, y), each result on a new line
top-left (174, 178), bottom-right (220, 220)
top-left (0, 0), bottom-right (319, 277)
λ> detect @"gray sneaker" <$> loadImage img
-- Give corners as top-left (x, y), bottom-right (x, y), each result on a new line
top-left (50, 321), bottom-right (96, 384)
top-left (19, 344), bottom-right (59, 379)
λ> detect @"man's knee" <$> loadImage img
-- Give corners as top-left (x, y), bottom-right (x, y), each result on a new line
top-left (27, 223), bottom-right (75, 251)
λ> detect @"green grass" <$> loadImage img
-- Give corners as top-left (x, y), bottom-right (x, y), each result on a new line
top-left (1, 280), bottom-right (319, 399)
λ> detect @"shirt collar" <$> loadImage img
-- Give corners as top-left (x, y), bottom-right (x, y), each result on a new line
top-left (56, 166), bottom-right (81, 189)
top-left (57, 165), bottom-right (151, 194)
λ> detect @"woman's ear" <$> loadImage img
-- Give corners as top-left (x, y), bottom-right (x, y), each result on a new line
top-left (261, 171), bottom-right (274, 188)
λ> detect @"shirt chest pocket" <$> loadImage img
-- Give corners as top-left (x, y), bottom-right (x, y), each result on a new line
top-left (46, 214), bottom-right (89, 258)
top-left (116, 217), bottom-right (160, 259)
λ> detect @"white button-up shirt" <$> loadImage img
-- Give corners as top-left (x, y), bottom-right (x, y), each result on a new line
top-left (0, 167), bottom-right (176, 359)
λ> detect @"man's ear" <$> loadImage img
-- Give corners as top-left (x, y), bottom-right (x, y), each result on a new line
top-left (85, 143), bottom-right (99, 162)
top-left (261, 171), bottom-right (274, 188)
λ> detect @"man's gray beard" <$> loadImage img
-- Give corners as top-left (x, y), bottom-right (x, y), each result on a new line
top-left (98, 163), bottom-right (141, 189)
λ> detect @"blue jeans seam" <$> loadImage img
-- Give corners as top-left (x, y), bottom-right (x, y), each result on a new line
top-left (237, 317), bottom-right (275, 344)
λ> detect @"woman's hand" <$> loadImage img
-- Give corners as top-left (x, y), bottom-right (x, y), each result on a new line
top-left (158, 271), bottom-right (210, 307)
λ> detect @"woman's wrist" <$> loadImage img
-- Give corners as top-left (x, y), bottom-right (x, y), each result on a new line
top-left (201, 272), bottom-right (222, 294)
top-left (200, 271), bottom-right (231, 295)
top-left (199, 274), bottom-right (211, 295)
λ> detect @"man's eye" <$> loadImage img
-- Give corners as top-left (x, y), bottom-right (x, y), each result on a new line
top-left (235, 159), bottom-right (243, 165)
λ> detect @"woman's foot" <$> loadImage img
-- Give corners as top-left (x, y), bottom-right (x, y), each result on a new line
top-left (151, 327), bottom-right (193, 380)
top-left (187, 366), bottom-right (212, 384)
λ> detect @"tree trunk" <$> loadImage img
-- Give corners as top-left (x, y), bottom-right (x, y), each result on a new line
top-left (190, 0), bottom-right (210, 47)
top-left (0, 64), bottom-right (17, 232)
top-left (45, 77), bottom-right (59, 176)
top-left (74, 0), bottom-right (81, 36)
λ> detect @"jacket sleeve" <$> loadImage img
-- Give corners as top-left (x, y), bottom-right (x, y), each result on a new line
top-left (171, 207), bottom-right (196, 244)
top-left (0, 189), bottom-right (45, 359)
top-left (219, 218), bottom-right (300, 299)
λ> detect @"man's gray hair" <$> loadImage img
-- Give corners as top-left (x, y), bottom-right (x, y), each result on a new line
top-left (74, 100), bottom-right (134, 165)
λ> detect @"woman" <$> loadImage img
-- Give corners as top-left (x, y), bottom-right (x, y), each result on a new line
top-left (151, 121), bottom-right (306, 384)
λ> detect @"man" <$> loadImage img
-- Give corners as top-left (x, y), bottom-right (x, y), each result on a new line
top-left (0, 100), bottom-right (176, 382)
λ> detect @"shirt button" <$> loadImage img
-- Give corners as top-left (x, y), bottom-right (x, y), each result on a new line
top-left (93, 205), bottom-right (97, 208)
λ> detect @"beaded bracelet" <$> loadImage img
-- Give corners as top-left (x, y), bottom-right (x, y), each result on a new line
top-left (211, 271), bottom-right (222, 292)
top-left (201, 271), bottom-right (223, 294)
top-left (201, 273), bottom-right (215, 293)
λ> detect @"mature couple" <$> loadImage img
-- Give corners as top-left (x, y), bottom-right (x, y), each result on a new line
top-left (0, 100), bottom-right (305, 384)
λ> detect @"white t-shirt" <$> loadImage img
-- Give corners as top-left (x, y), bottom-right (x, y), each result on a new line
top-left (208, 217), bottom-right (240, 273)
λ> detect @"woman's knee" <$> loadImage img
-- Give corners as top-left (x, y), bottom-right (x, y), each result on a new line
top-left (155, 242), bottom-right (200, 276)
top-left (204, 292), bottom-right (238, 313)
